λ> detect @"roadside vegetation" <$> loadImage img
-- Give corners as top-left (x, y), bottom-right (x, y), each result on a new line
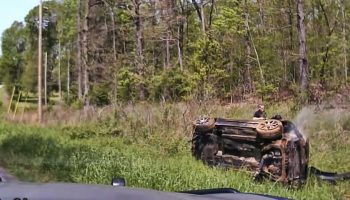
top-left (0, 102), bottom-right (349, 200)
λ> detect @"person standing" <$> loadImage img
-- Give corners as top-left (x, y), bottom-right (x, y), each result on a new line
top-left (253, 104), bottom-right (266, 120)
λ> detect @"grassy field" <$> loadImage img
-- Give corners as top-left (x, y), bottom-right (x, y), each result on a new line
top-left (0, 102), bottom-right (349, 199)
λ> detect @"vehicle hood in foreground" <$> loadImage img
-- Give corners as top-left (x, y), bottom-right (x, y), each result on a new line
top-left (0, 182), bottom-right (289, 200)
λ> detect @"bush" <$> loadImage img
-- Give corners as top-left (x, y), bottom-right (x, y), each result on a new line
top-left (117, 67), bottom-right (138, 101)
top-left (149, 68), bottom-right (193, 101)
top-left (90, 82), bottom-right (111, 107)
top-left (256, 83), bottom-right (278, 101)
top-left (71, 99), bottom-right (83, 110)
top-left (63, 86), bottom-right (78, 106)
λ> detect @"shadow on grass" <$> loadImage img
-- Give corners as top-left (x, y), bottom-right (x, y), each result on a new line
top-left (0, 133), bottom-right (94, 182)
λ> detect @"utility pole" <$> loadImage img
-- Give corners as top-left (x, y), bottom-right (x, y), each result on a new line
top-left (44, 52), bottom-right (48, 106)
top-left (38, 0), bottom-right (43, 123)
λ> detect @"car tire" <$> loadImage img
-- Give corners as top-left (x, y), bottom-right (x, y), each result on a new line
top-left (193, 117), bottom-right (215, 132)
top-left (256, 119), bottom-right (283, 139)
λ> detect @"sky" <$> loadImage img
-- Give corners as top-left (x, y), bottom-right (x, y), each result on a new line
top-left (0, 0), bottom-right (39, 55)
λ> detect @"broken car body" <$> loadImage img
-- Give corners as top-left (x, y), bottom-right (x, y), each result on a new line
top-left (191, 117), bottom-right (309, 187)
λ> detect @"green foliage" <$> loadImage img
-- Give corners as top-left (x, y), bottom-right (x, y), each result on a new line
top-left (57, 0), bottom-right (77, 44)
top-left (20, 53), bottom-right (38, 92)
top-left (71, 99), bottom-right (83, 110)
top-left (1, 0), bottom-right (349, 105)
top-left (117, 67), bottom-right (137, 101)
top-left (149, 68), bottom-right (193, 101)
top-left (14, 1), bottom-right (60, 94)
top-left (213, 0), bottom-right (243, 35)
top-left (255, 83), bottom-right (278, 101)
top-left (63, 93), bottom-right (73, 104)
top-left (188, 37), bottom-right (227, 99)
top-left (0, 21), bottom-right (26, 94)
top-left (90, 82), bottom-right (110, 106)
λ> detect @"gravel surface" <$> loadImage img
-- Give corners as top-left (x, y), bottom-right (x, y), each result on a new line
top-left (0, 166), bottom-right (17, 182)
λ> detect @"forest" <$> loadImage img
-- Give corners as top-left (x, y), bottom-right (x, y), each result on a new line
top-left (1, 0), bottom-right (348, 107)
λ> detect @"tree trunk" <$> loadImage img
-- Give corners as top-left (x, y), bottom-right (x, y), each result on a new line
top-left (208, 0), bottom-right (215, 30)
top-left (296, 0), bottom-right (308, 94)
top-left (177, 24), bottom-right (183, 70)
top-left (257, 0), bottom-right (265, 29)
top-left (245, 0), bottom-right (265, 86)
top-left (44, 52), bottom-right (47, 106)
top-left (243, 0), bottom-right (252, 92)
top-left (339, 0), bottom-right (347, 84)
top-left (67, 50), bottom-right (70, 102)
top-left (102, 1), bottom-right (118, 101)
top-left (150, 0), bottom-right (157, 67)
top-left (318, 1), bottom-right (334, 86)
top-left (166, 30), bottom-right (170, 68)
top-left (166, 0), bottom-right (172, 69)
top-left (58, 41), bottom-right (62, 101)
top-left (82, 0), bottom-right (90, 106)
top-left (77, 0), bottom-right (83, 100)
top-left (110, 7), bottom-right (118, 100)
top-left (191, 0), bottom-right (205, 33)
top-left (283, 49), bottom-right (288, 86)
top-left (244, 34), bottom-right (252, 93)
top-left (38, 0), bottom-right (43, 123)
top-left (103, 0), bottom-right (117, 62)
top-left (133, 0), bottom-right (145, 100)
top-left (122, 30), bottom-right (126, 54)
top-left (110, 7), bottom-right (117, 62)
top-left (288, 0), bottom-right (296, 83)
top-left (178, 0), bottom-right (186, 70)
top-left (200, 1), bottom-right (205, 33)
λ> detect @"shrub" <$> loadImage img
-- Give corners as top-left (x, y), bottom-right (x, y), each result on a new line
top-left (71, 99), bottom-right (83, 110)
top-left (149, 68), bottom-right (193, 101)
top-left (90, 82), bottom-right (111, 107)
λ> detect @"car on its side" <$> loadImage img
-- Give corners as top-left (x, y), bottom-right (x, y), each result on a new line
top-left (191, 116), bottom-right (309, 187)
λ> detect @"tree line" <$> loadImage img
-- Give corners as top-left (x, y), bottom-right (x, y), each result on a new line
top-left (0, 0), bottom-right (348, 106)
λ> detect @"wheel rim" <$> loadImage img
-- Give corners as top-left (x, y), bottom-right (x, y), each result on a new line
top-left (196, 116), bottom-right (210, 125)
top-left (258, 120), bottom-right (280, 131)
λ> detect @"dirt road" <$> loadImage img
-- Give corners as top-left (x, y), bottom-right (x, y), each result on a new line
top-left (0, 166), bottom-right (17, 182)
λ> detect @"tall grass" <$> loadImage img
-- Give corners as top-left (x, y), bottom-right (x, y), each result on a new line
top-left (0, 102), bottom-right (349, 199)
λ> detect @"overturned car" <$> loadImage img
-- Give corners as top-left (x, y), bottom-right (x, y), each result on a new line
top-left (191, 117), bottom-right (309, 187)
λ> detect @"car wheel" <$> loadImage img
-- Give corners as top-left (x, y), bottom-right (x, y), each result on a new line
top-left (193, 117), bottom-right (215, 132)
top-left (256, 119), bottom-right (283, 139)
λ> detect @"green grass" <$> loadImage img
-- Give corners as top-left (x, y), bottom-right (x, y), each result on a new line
top-left (0, 102), bottom-right (349, 199)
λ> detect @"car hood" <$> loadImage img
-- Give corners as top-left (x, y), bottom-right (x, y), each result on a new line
top-left (0, 182), bottom-right (289, 200)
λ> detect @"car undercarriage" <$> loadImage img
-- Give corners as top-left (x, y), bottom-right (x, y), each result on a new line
top-left (191, 117), bottom-right (309, 187)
